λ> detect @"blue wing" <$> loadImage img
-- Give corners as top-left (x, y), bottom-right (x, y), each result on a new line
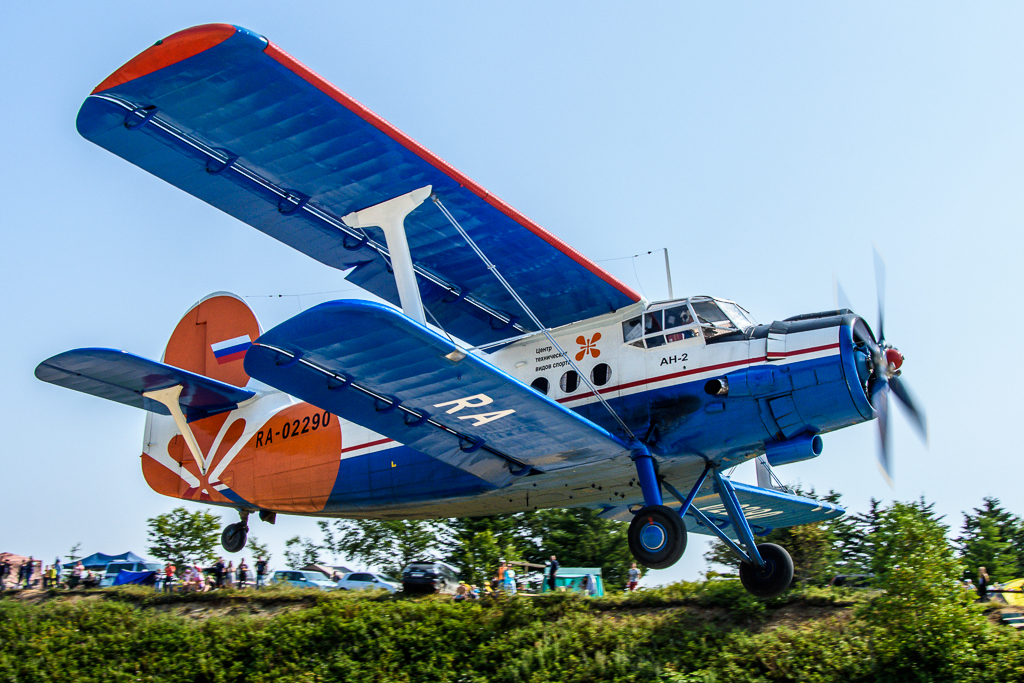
top-left (35, 348), bottom-right (255, 421)
top-left (243, 299), bottom-right (634, 487)
top-left (686, 481), bottom-right (845, 538)
top-left (76, 24), bottom-right (641, 349)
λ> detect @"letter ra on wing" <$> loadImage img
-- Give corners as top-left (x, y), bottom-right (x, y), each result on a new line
top-left (457, 410), bottom-right (516, 427)
top-left (434, 394), bottom-right (515, 426)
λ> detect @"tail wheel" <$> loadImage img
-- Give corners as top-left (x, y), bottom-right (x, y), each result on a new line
top-left (221, 522), bottom-right (247, 553)
top-left (628, 505), bottom-right (687, 569)
top-left (739, 543), bottom-right (794, 598)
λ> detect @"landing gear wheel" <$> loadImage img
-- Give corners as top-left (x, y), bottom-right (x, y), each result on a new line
top-left (628, 504), bottom-right (687, 569)
top-left (221, 522), bottom-right (248, 553)
top-left (739, 543), bottom-right (794, 598)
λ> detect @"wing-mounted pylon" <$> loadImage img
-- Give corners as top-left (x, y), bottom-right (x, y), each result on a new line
top-left (243, 300), bottom-right (635, 488)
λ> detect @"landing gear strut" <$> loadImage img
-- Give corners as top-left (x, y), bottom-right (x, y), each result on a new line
top-left (221, 511), bottom-right (250, 553)
top-left (628, 454), bottom-right (794, 598)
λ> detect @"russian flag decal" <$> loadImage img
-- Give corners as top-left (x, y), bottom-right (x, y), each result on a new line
top-left (211, 335), bottom-right (252, 365)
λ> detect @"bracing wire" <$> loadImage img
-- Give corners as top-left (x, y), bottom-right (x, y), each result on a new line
top-left (431, 194), bottom-right (640, 444)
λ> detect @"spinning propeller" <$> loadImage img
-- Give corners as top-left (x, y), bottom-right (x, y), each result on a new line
top-left (838, 248), bottom-right (927, 486)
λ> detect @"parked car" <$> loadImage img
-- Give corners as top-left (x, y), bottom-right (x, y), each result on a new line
top-left (829, 574), bottom-right (874, 588)
top-left (271, 570), bottom-right (336, 590)
top-left (335, 572), bottom-right (400, 593)
top-left (401, 561), bottom-right (460, 594)
top-left (100, 561), bottom-right (163, 587)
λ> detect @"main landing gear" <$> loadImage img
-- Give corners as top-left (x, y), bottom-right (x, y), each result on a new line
top-left (221, 510), bottom-right (250, 553)
top-left (628, 450), bottom-right (794, 599)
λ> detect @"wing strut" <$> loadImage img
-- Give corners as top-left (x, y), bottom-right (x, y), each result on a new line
top-left (431, 194), bottom-right (640, 444)
top-left (143, 385), bottom-right (208, 475)
top-left (343, 186), bottom-right (432, 325)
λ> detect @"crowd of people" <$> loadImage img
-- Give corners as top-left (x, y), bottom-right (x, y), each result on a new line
top-left (0, 555), bottom-right (271, 592)
top-left (451, 556), bottom-right (643, 601)
top-left (160, 557), bottom-right (270, 592)
top-left (0, 557), bottom-right (105, 590)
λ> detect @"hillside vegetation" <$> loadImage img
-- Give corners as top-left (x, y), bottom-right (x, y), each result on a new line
top-left (1, 580), bottom-right (1022, 683)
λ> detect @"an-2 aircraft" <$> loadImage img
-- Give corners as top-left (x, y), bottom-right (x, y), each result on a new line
top-left (36, 24), bottom-right (926, 598)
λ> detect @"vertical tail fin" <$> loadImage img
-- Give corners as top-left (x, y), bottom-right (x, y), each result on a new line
top-left (162, 292), bottom-right (262, 388)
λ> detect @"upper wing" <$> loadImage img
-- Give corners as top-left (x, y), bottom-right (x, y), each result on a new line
top-left (77, 24), bottom-right (641, 349)
top-left (243, 299), bottom-right (635, 487)
top-left (35, 348), bottom-right (255, 421)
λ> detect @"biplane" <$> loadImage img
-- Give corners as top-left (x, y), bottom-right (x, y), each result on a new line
top-left (36, 24), bottom-right (925, 597)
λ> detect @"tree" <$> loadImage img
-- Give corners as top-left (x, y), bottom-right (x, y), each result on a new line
top-left (521, 508), bottom-right (632, 588)
top-left (146, 507), bottom-right (221, 568)
top-left (246, 536), bottom-right (271, 565)
top-left (324, 519), bottom-right (445, 576)
top-left (831, 497), bottom-right (884, 575)
top-left (860, 500), bottom-right (988, 679)
top-left (957, 497), bottom-right (1023, 582)
top-left (284, 536), bottom-right (323, 569)
top-left (66, 542), bottom-right (83, 564)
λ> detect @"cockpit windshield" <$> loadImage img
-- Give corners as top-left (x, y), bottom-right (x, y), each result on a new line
top-left (621, 297), bottom-right (756, 347)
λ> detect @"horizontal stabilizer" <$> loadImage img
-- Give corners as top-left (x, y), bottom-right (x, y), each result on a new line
top-left (36, 348), bottom-right (255, 421)
top-left (244, 300), bottom-right (634, 487)
top-left (685, 480), bottom-right (844, 539)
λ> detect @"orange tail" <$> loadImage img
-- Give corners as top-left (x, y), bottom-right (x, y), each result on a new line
top-left (162, 292), bottom-right (262, 387)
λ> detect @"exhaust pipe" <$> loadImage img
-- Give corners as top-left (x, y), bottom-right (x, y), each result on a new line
top-left (765, 434), bottom-right (823, 467)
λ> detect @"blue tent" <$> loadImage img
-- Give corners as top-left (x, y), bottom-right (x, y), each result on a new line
top-left (71, 552), bottom-right (146, 571)
top-left (112, 570), bottom-right (157, 587)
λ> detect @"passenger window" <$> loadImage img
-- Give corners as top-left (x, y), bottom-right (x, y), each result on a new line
top-left (591, 363), bottom-right (612, 386)
top-left (622, 316), bottom-right (643, 342)
top-left (531, 377), bottom-right (549, 395)
top-left (560, 370), bottom-right (579, 393)
top-left (644, 311), bottom-right (663, 334)
top-left (664, 305), bottom-right (693, 329)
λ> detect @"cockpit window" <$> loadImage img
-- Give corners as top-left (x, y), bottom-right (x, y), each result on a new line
top-left (718, 301), bottom-right (756, 329)
top-left (691, 301), bottom-right (734, 327)
top-left (664, 305), bottom-right (693, 329)
top-left (622, 316), bottom-right (643, 342)
top-left (644, 311), bottom-right (663, 334)
top-left (622, 301), bottom-right (701, 348)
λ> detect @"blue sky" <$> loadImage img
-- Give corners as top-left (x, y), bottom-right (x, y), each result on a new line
top-left (3, 2), bottom-right (1022, 583)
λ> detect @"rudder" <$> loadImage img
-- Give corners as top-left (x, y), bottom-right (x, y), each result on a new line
top-left (163, 292), bottom-right (262, 388)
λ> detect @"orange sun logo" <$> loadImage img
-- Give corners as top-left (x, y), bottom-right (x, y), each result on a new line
top-left (576, 333), bottom-right (602, 361)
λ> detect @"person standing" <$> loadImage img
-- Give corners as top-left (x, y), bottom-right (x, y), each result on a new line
top-left (978, 566), bottom-right (990, 602)
top-left (163, 562), bottom-right (176, 593)
top-left (255, 557), bottom-right (268, 589)
top-left (0, 559), bottom-right (9, 589)
top-left (70, 562), bottom-right (84, 590)
top-left (226, 560), bottom-right (235, 588)
top-left (22, 557), bottom-right (36, 588)
top-left (505, 566), bottom-right (517, 595)
top-left (547, 555), bottom-right (559, 593)
top-left (627, 563), bottom-right (641, 591)
top-left (213, 558), bottom-right (225, 589)
top-left (237, 559), bottom-right (249, 589)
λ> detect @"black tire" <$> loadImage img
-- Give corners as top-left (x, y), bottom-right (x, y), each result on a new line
top-left (221, 522), bottom-right (247, 553)
top-left (739, 543), bottom-right (794, 599)
top-left (628, 505), bottom-right (687, 569)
